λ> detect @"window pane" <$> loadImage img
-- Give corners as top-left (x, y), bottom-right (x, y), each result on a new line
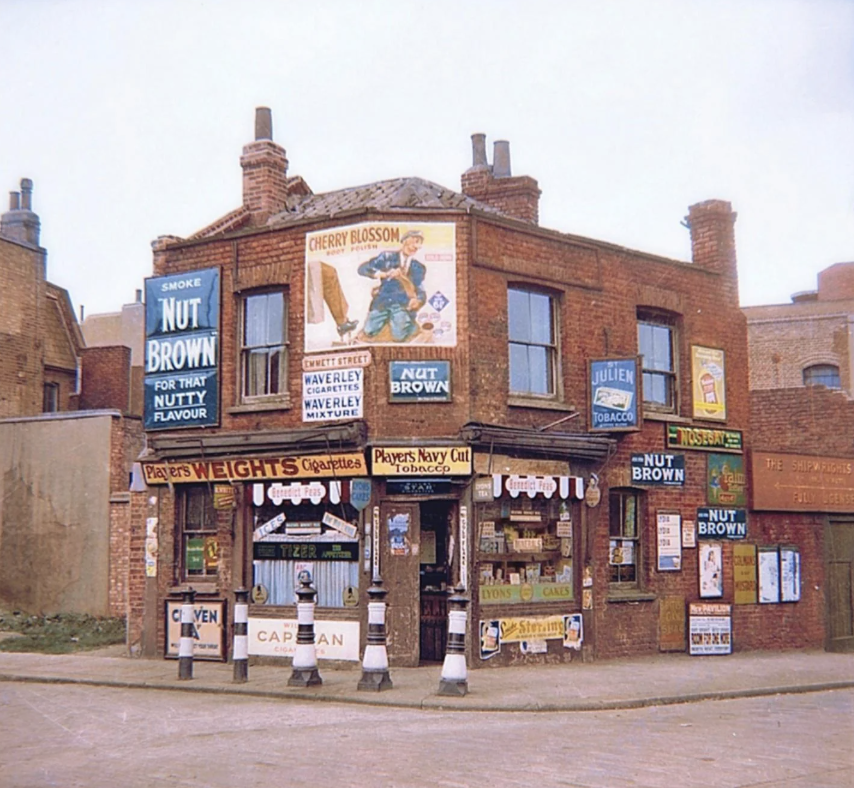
top-left (527, 346), bottom-right (550, 395)
top-left (265, 293), bottom-right (284, 345)
top-left (639, 322), bottom-right (672, 372)
top-left (509, 343), bottom-right (530, 392)
top-left (508, 289), bottom-right (531, 342)
top-left (529, 292), bottom-right (553, 345)
top-left (643, 371), bottom-right (670, 406)
top-left (245, 294), bottom-right (268, 347)
top-left (804, 364), bottom-right (840, 389)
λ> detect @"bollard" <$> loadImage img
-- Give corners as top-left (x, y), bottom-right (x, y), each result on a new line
top-left (233, 587), bottom-right (249, 683)
top-left (437, 584), bottom-right (469, 696)
top-left (288, 574), bottom-right (322, 687)
top-left (178, 588), bottom-right (196, 680)
top-left (357, 577), bottom-right (393, 691)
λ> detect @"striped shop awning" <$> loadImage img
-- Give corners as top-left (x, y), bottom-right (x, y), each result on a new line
top-left (493, 474), bottom-right (584, 500)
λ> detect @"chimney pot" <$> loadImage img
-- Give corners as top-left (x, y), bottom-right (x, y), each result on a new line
top-left (255, 107), bottom-right (273, 141)
top-left (135, 288), bottom-right (142, 303)
top-left (9, 191), bottom-right (20, 211)
top-left (493, 140), bottom-right (511, 178)
top-left (470, 133), bottom-right (488, 168)
top-left (20, 178), bottom-right (33, 211)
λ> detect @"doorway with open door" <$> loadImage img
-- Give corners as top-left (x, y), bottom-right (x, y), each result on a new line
top-left (418, 500), bottom-right (455, 663)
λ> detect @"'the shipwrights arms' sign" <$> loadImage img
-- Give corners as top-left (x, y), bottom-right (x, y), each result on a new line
top-left (144, 268), bottom-right (219, 430)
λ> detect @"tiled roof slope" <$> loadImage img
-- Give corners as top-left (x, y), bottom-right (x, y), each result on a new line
top-left (267, 176), bottom-right (504, 227)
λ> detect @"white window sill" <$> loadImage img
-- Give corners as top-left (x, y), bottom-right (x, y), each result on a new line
top-left (228, 398), bottom-right (292, 414)
top-left (508, 396), bottom-right (575, 412)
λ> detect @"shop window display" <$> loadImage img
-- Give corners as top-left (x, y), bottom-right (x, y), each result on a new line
top-left (251, 487), bottom-right (359, 608)
top-left (476, 496), bottom-right (574, 605)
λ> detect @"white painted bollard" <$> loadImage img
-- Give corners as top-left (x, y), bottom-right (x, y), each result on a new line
top-left (233, 587), bottom-right (249, 683)
top-left (178, 588), bottom-right (196, 680)
top-left (288, 574), bottom-right (322, 687)
top-left (358, 577), bottom-right (393, 691)
top-left (437, 584), bottom-right (469, 696)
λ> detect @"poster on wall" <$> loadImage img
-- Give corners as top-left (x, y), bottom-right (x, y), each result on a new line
top-left (780, 546), bottom-right (801, 602)
top-left (699, 542), bottom-right (724, 598)
top-left (588, 357), bottom-right (641, 432)
top-left (707, 453), bottom-right (747, 506)
top-left (733, 542), bottom-right (758, 605)
top-left (387, 511), bottom-right (411, 556)
top-left (304, 221), bottom-right (456, 352)
top-left (691, 346), bottom-right (727, 422)
top-left (758, 546), bottom-right (781, 603)
top-left (689, 603), bottom-right (732, 655)
top-left (656, 512), bottom-right (682, 571)
top-left (144, 267), bottom-right (220, 430)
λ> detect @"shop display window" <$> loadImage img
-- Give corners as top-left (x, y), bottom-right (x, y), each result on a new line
top-left (252, 492), bottom-right (359, 608)
top-left (609, 489), bottom-right (641, 586)
top-left (180, 485), bottom-right (218, 579)
top-left (476, 496), bottom-right (574, 605)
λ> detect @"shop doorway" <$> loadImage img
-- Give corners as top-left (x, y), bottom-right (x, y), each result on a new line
top-left (827, 518), bottom-right (854, 652)
top-left (418, 501), bottom-right (454, 663)
top-left (380, 498), bottom-right (455, 666)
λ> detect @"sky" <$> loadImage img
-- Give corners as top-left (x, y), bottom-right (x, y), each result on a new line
top-left (1, 0), bottom-right (852, 317)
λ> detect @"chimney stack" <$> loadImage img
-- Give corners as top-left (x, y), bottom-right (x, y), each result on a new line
top-left (461, 134), bottom-right (540, 225)
top-left (255, 107), bottom-right (273, 141)
top-left (686, 199), bottom-right (739, 304)
top-left (0, 177), bottom-right (41, 246)
top-left (493, 141), bottom-right (511, 178)
top-left (240, 107), bottom-right (289, 225)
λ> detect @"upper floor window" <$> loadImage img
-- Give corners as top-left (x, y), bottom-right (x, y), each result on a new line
top-left (508, 287), bottom-right (557, 397)
top-left (803, 364), bottom-right (840, 389)
top-left (43, 382), bottom-right (59, 413)
top-left (242, 291), bottom-right (288, 400)
top-left (638, 312), bottom-right (677, 411)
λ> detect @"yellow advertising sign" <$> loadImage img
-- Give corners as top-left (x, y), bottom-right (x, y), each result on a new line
top-left (733, 543), bottom-right (758, 605)
top-left (142, 452), bottom-right (368, 485)
top-left (499, 615), bottom-right (565, 643)
top-left (371, 446), bottom-right (472, 476)
top-left (691, 346), bottom-right (727, 421)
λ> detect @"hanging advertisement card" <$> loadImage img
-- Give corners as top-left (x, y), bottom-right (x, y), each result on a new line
top-left (691, 346), bottom-right (727, 422)
top-left (588, 357), bottom-right (641, 432)
top-left (708, 453), bottom-right (747, 506)
top-left (480, 620), bottom-right (501, 660)
top-left (689, 603), bottom-right (732, 655)
top-left (699, 542), bottom-right (724, 598)
top-left (758, 546), bottom-right (781, 603)
top-left (682, 519), bottom-right (696, 548)
top-left (733, 543), bottom-right (758, 605)
top-left (780, 546), bottom-right (801, 602)
top-left (657, 512), bottom-right (682, 571)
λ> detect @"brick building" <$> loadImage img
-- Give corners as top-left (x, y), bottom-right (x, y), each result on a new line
top-left (132, 107), bottom-right (814, 667)
top-left (745, 265), bottom-right (854, 652)
top-left (0, 179), bottom-right (143, 618)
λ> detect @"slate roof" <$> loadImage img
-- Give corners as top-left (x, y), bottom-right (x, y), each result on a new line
top-left (267, 176), bottom-right (504, 227)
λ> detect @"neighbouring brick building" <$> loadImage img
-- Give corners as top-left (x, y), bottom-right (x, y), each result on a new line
top-left (745, 264), bottom-right (854, 652)
top-left (0, 179), bottom-right (143, 618)
top-left (131, 107), bottom-right (823, 668)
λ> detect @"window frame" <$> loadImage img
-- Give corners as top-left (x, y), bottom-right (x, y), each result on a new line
top-left (178, 485), bottom-right (218, 581)
top-left (507, 285), bottom-right (560, 400)
top-left (43, 382), bottom-right (59, 413)
top-left (239, 289), bottom-right (289, 404)
top-left (637, 310), bottom-right (678, 413)
top-left (608, 489), bottom-right (643, 589)
top-left (803, 363), bottom-right (841, 389)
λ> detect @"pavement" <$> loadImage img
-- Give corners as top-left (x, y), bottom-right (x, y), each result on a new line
top-left (0, 645), bottom-right (852, 712)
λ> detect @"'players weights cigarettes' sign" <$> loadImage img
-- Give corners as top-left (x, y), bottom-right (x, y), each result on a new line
top-left (144, 268), bottom-right (220, 430)
top-left (302, 367), bottom-right (364, 422)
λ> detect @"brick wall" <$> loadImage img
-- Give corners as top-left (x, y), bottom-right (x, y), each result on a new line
top-left (746, 311), bottom-right (851, 392)
top-left (0, 238), bottom-right (46, 417)
top-left (79, 345), bottom-right (132, 413)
